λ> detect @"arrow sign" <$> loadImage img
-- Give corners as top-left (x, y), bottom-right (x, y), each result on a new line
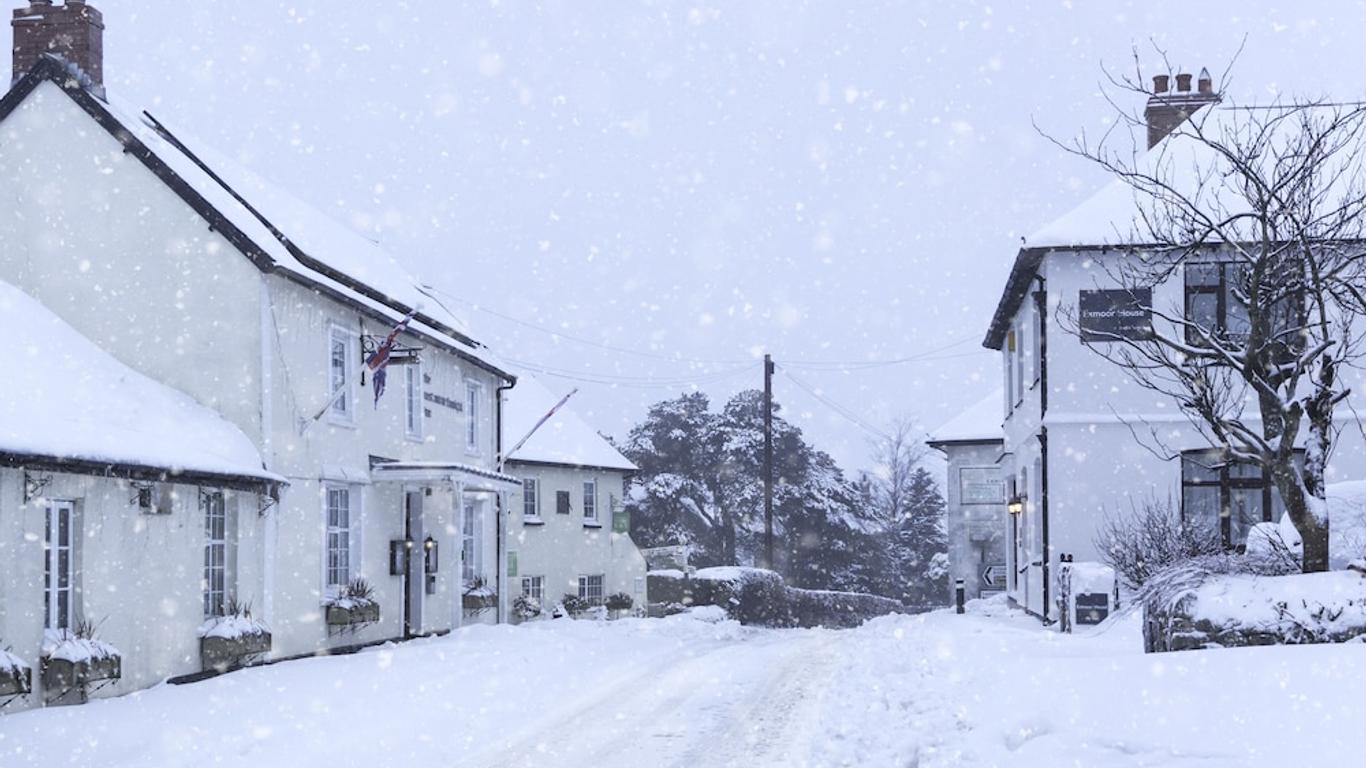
top-left (982, 564), bottom-right (1006, 588)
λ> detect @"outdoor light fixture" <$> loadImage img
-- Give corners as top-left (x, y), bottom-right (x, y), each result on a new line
top-left (390, 538), bottom-right (415, 575)
top-left (1007, 495), bottom-right (1025, 515)
top-left (424, 535), bottom-right (439, 574)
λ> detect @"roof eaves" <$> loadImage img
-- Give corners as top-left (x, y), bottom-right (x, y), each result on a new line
top-left (0, 449), bottom-right (284, 494)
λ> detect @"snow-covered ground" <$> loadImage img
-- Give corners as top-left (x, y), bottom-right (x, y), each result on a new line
top-left (3, 600), bottom-right (1365, 767)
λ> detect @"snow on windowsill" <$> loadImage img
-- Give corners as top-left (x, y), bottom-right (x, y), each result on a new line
top-left (197, 614), bottom-right (271, 640)
top-left (41, 630), bottom-right (120, 664)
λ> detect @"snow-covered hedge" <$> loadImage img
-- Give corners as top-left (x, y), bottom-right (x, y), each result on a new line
top-left (648, 566), bottom-right (903, 628)
top-left (1144, 568), bottom-right (1366, 652)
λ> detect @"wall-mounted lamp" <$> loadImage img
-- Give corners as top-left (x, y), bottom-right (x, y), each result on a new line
top-left (390, 538), bottom-right (415, 575)
top-left (424, 535), bottom-right (439, 574)
top-left (1007, 495), bottom-right (1025, 515)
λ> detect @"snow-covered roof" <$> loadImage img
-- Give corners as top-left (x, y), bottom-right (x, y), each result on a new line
top-left (986, 101), bottom-right (1359, 349)
top-left (2, 57), bottom-right (509, 380)
top-left (501, 375), bottom-right (637, 472)
top-left (0, 279), bottom-right (278, 486)
top-left (927, 390), bottom-right (1004, 447)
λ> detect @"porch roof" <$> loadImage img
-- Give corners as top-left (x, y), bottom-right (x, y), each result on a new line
top-left (369, 459), bottom-right (522, 491)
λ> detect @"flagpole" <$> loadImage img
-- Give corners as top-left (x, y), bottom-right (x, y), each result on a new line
top-left (499, 388), bottom-right (578, 472)
top-left (299, 309), bottom-right (418, 435)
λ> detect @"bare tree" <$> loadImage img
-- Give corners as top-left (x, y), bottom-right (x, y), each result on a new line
top-left (866, 416), bottom-right (932, 531)
top-left (1052, 56), bottom-right (1366, 572)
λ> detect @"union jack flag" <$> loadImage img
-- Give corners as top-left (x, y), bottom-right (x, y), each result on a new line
top-left (367, 311), bottom-right (415, 407)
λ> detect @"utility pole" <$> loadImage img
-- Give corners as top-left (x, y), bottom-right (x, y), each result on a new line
top-left (763, 354), bottom-right (775, 572)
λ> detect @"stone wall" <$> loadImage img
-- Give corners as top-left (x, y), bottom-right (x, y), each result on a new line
top-left (647, 567), bottom-right (904, 629)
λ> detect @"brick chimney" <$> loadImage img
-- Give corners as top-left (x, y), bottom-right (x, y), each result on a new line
top-left (12, 0), bottom-right (104, 87)
top-left (1143, 66), bottom-right (1219, 149)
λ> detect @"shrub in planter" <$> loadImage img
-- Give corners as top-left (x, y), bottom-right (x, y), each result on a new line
top-left (199, 600), bottom-right (272, 672)
top-left (512, 594), bottom-right (542, 622)
top-left (604, 592), bottom-right (633, 619)
top-left (561, 594), bottom-right (590, 617)
top-left (0, 648), bottom-right (31, 697)
top-left (326, 578), bottom-right (381, 626)
top-left (463, 576), bottom-right (499, 612)
top-left (41, 621), bottom-right (121, 696)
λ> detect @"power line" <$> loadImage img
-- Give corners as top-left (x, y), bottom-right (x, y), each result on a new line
top-left (506, 358), bottom-right (759, 390)
top-left (781, 334), bottom-right (986, 370)
top-left (417, 283), bottom-right (752, 366)
top-left (781, 368), bottom-right (891, 441)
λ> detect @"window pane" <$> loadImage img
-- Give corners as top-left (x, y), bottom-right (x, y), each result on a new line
top-left (1229, 488), bottom-right (1265, 544)
top-left (1183, 485), bottom-right (1220, 535)
top-left (1182, 454), bottom-right (1221, 483)
top-left (1187, 292), bottom-right (1217, 334)
top-left (1186, 263), bottom-right (1221, 287)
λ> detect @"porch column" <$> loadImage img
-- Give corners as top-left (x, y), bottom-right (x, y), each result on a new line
top-left (496, 489), bottom-right (509, 625)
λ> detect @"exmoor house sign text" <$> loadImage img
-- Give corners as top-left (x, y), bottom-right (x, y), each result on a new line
top-left (1079, 288), bottom-right (1153, 342)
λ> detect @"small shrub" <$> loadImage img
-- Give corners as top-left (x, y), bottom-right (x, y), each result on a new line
top-left (605, 592), bottom-right (633, 611)
top-left (512, 594), bottom-right (542, 621)
top-left (345, 577), bottom-right (376, 603)
top-left (1094, 498), bottom-right (1224, 589)
top-left (561, 594), bottom-right (590, 617)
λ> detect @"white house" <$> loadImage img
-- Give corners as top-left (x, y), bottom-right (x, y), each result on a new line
top-left (0, 277), bottom-right (282, 707)
top-left (983, 71), bottom-right (1366, 621)
top-left (927, 390), bottom-right (1007, 603)
top-left (0, 1), bottom-right (524, 709)
top-left (502, 377), bottom-right (647, 617)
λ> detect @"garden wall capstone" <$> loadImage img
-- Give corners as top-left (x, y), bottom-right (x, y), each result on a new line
top-left (1143, 567), bottom-right (1366, 652)
top-left (647, 567), bottom-right (903, 628)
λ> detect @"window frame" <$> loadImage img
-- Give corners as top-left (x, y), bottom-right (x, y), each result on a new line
top-left (522, 478), bottom-right (541, 522)
top-left (462, 501), bottom-right (480, 584)
top-left (43, 499), bottom-right (76, 631)
top-left (404, 361), bottom-right (424, 440)
top-left (521, 575), bottom-right (544, 601)
top-left (323, 484), bottom-right (357, 599)
top-left (203, 490), bottom-right (230, 618)
top-left (327, 324), bottom-right (358, 425)
top-left (578, 574), bottom-right (605, 606)
top-left (1180, 448), bottom-right (1303, 548)
top-left (582, 479), bottom-right (599, 524)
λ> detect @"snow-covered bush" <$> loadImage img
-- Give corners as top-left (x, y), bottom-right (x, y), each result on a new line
top-left (462, 577), bottom-right (498, 613)
top-left (560, 594), bottom-right (590, 617)
top-left (513, 594), bottom-right (542, 622)
top-left (605, 592), bottom-right (633, 611)
top-left (1094, 498), bottom-right (1224, 589)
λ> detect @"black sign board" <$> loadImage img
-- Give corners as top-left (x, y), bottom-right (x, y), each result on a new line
top-left (1074, 592), bottom-right (1110, 625)
top-left (1079, 289), bottom-right (1153, 342)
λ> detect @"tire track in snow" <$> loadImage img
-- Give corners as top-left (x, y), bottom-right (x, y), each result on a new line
top-left (475, 630), bottom-right (838, 768)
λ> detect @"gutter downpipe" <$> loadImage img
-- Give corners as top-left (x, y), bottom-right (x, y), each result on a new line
top-left (495, 378), bottom-right (517, 625)
top-left (1033, 275), bottom-right (1052, 624)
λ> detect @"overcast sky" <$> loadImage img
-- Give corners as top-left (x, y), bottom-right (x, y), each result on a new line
top-left (18, 1), bottom-right (1366, 470)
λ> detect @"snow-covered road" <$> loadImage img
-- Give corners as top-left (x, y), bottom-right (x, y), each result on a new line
top-left (479, 629), bottom-right (838, 767)
top-left (5, 600), bottom-right (1366, 767)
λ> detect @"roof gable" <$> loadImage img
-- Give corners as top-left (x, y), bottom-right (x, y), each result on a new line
top-left (502, 376), bottom-right (636, 472)
top-left (0, 56), bottom-right (512, 382)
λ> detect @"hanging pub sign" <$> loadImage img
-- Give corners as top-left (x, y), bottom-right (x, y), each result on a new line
top-left (1079, 288), bottom-right (1153, 342)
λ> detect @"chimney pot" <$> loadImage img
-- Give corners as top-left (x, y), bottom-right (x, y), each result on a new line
top-left (1197, 67), bottom-right (1213, 95)
top-left (1175, 73), bottom-right (1193, 92)
top-left (1153, 74), bottom-right (1170, 94)
top-left (11, 0), bottom-right (104, 88)
top-left (1144, 66), bottom-right (1221, 149)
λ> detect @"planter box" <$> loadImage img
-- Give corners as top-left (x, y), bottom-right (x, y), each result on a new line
top-left (201, 631), bottom-right (272, 672)
top-left (463, 592), bottom-right (499, 611)
top-left (42, 654), bottom-right (121, 693)
top-left (325, 601), bottom-right (380, 627)
top-left (0, 664), bottom-right (31, 697)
